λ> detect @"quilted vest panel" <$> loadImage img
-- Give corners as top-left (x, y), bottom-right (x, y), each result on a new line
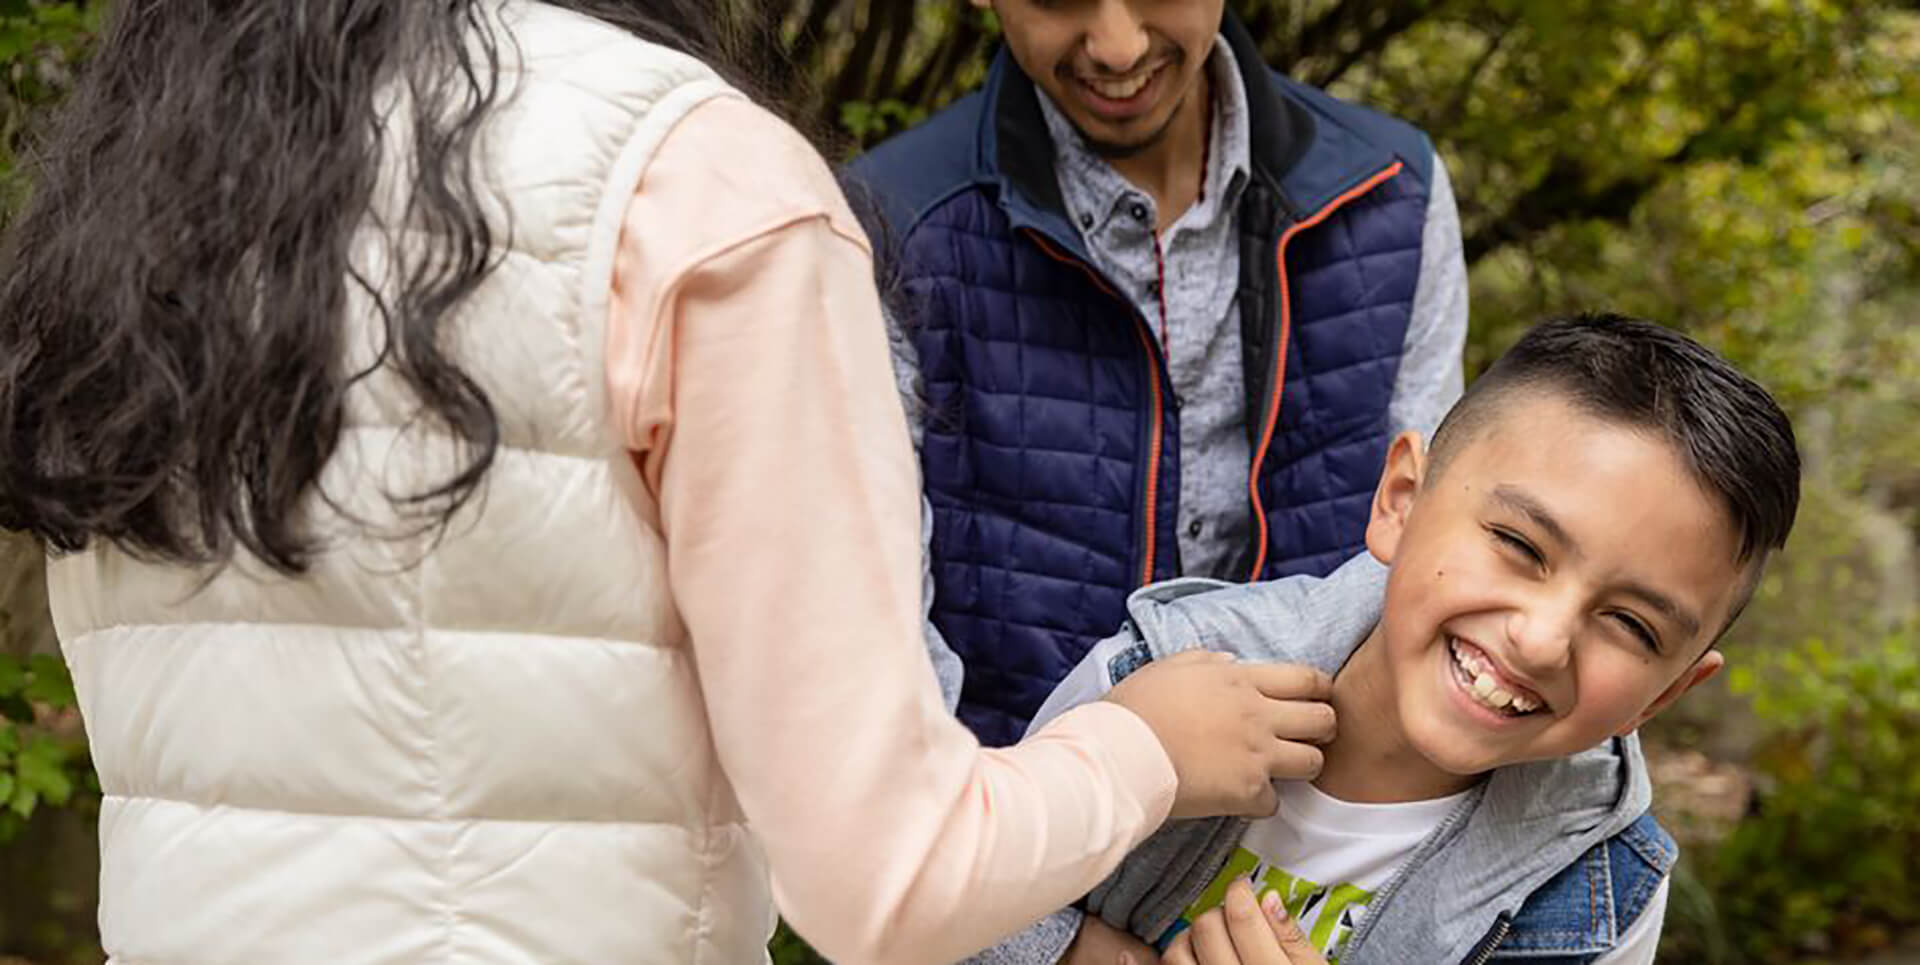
top-left (908, 190), bottom-right (1181, 746)
top-left (1255, 171), bottom-right (1425, 581)
top-left (908, 167), bottom-right (1424, 745)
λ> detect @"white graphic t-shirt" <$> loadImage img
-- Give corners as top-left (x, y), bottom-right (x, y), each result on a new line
top-left (1163, 782), bottom-right (1469, 960)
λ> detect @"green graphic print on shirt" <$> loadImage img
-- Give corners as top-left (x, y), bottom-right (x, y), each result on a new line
top-left (1162, 847), bottom-right (1376, 962)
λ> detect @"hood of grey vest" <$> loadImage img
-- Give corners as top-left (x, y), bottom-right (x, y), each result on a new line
top-left (1084, 554), bottom-right (1653, 964)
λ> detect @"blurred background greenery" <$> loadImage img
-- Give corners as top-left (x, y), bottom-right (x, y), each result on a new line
top-left (0, 1), bottom-right (1914, 962)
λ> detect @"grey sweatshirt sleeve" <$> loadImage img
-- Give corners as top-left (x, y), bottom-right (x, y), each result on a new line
top-left (1390, 150), bottom-right (1467, 439)
top-left (956, 907), bottom-right (1083, 965)
top-left (921, 496), bottom-right (963, 711)
top-left (883, 305), bottom-right (966, 711)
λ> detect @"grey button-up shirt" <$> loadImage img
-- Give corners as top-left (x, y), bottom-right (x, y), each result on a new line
top-left (1038, 38), bottom-right (1256, 578)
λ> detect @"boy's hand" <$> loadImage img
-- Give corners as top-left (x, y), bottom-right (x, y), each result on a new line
top-left (1063, 915), bottom-right (1161, 965)
top-left (1106, 650), bottom-right (1335, 819)
top-left (1163, 878), bottom-right (1329, 965)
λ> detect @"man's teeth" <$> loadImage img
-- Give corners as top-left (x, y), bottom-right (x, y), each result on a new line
top-left (1451, 640), bottom-right (1540, 715)
top-left (1085, 71), bottom-right (1153, 100)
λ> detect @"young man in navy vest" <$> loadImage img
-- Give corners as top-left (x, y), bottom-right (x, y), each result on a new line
top-left (848, 1), bottom-right (1468, 751)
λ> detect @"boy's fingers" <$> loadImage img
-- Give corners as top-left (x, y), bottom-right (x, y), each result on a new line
top-left (1262, 889), bottom-right (1330, 964)
top-left (1187, 907), bottom-right (1238, 965)
top-left (1244, 664), bottom-right (1334, 702)
top-left (1222, 879), bottom-right (1287, 965)
top-left (1162, 931), bottom-right (1196, 965)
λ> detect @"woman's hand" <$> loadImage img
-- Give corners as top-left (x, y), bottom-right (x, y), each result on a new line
top-left (1162, 879), bottom-right (1329, 965)
top-left (1106, 651), bottom-right (1335, 819)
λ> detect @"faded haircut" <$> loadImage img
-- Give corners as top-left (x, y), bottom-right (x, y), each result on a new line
top-left (1426, 313), bottom-right (1801, 566)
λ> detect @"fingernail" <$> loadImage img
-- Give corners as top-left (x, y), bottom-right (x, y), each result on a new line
top-left (1120, 954), bottom-right (1136, 965)
top-left (1263, 892), bottom-right (1286, 921)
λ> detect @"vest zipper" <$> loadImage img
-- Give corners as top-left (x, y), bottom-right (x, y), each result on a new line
top-left (1021, 227), bottom-right (1170, 586)
top-left (1464, 917), bottom-right (1512, 965)
top-left (1339, 779), bottom-right (1482, 958)
top-left (1243, 161), bottom-right (1406, 580)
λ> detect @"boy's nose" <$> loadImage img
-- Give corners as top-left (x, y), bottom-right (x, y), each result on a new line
top-left (1083, 0), bottom-right (1152, 74)
top-left (1505, 603), bottom-right (1576, 676)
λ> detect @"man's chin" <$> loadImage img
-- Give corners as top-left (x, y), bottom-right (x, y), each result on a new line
top-left (1066, 112), bottom-right (1178, 161)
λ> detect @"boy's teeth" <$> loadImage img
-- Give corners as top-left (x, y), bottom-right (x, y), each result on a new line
top-left (1453, 639), bottom-right (1539, 716)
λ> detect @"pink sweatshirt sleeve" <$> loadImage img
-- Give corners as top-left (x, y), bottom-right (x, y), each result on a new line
top-left (603, 95), bottom-right (1176, 965)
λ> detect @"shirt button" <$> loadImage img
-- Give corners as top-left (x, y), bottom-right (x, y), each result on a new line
top-left (1146, 280), bottom-right (1161, 297)
top-left (1129, 202), bottom-right (1150, 223)
top-left (1079, 212), bottom-right (1094, 229)
top-left (1188, 519), bottom-right (1204, 539)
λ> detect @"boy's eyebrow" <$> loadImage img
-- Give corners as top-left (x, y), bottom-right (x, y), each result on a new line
top-left (1490, 485), bottom-right (1704, 640)
top-left (1489, 485), bottom-right (1573, 552)
top-left (1618, 582), bottom-right (1703, 641)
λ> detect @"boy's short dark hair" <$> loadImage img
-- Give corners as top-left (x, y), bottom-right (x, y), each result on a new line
top-left (1428, 312), bottom-right (1801, 565)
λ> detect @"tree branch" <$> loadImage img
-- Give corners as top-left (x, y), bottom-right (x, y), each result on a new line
top-left (1435, 21), bottom-right (1511, 131)
top-left (1305, 0), bottom-right (1441, 89)
top-left (869, 0), bottom-right (915, 102)
top-left (1462, 98), bottom-right (1745, 264)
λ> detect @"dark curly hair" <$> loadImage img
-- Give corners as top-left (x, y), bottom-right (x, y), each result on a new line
top-left (0, 1), bottom-right (780, 574)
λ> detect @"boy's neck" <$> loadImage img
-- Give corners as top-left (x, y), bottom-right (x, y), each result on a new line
top-left (1314, 626), bottom-right (1484, 804)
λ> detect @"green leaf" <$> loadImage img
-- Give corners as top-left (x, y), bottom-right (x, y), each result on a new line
top-left (9, 782), bottom-right (35, 820)
top-left (23, 654), bottom-right (75, 708)
top-left (17, 738), bottom-right (72, 805)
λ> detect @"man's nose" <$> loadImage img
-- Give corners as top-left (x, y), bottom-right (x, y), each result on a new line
top-left (1083, 0), bottom-right (1151, 74)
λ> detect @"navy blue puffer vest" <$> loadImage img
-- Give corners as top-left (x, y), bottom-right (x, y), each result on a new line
top-left (851, 17), bottom-right (1437, 744)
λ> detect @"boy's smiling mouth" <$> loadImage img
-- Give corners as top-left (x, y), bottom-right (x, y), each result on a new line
top-left (1448, 638), bottom-right (1547, 717)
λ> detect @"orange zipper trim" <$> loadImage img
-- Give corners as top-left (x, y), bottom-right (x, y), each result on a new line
top-left (1023, 228), bottom-right (1167, 587)
top-left (1245, 162), bottom-right (1405, 580)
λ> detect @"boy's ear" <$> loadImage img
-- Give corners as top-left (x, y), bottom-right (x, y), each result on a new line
top-left (1365, 431), bottom-right (1427, 566)
top-left (1617, 649), bottom-right (1725, 736)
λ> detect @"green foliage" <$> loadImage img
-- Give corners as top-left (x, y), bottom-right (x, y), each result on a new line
top-left (1664, 628), bottom-right (1920, 963)
top-left (0, 652), bottom-right (91, 843)
top-left (837, 97), bottom-right (927, 143)
top-left (769, 920), bottom-right (828, 965)
top-left (0, 0), bottom-right (100, 213)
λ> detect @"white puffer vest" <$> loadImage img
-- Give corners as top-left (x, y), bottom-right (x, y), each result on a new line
top-left (47, 4), bottom-right (773, 962)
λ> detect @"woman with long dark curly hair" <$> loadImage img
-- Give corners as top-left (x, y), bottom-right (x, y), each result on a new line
top-left (0, 2), bottom-right (1331, 961)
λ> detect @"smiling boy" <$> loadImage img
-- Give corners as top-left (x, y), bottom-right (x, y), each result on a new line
top-left (992, 313), bottom-right (1800, 964)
